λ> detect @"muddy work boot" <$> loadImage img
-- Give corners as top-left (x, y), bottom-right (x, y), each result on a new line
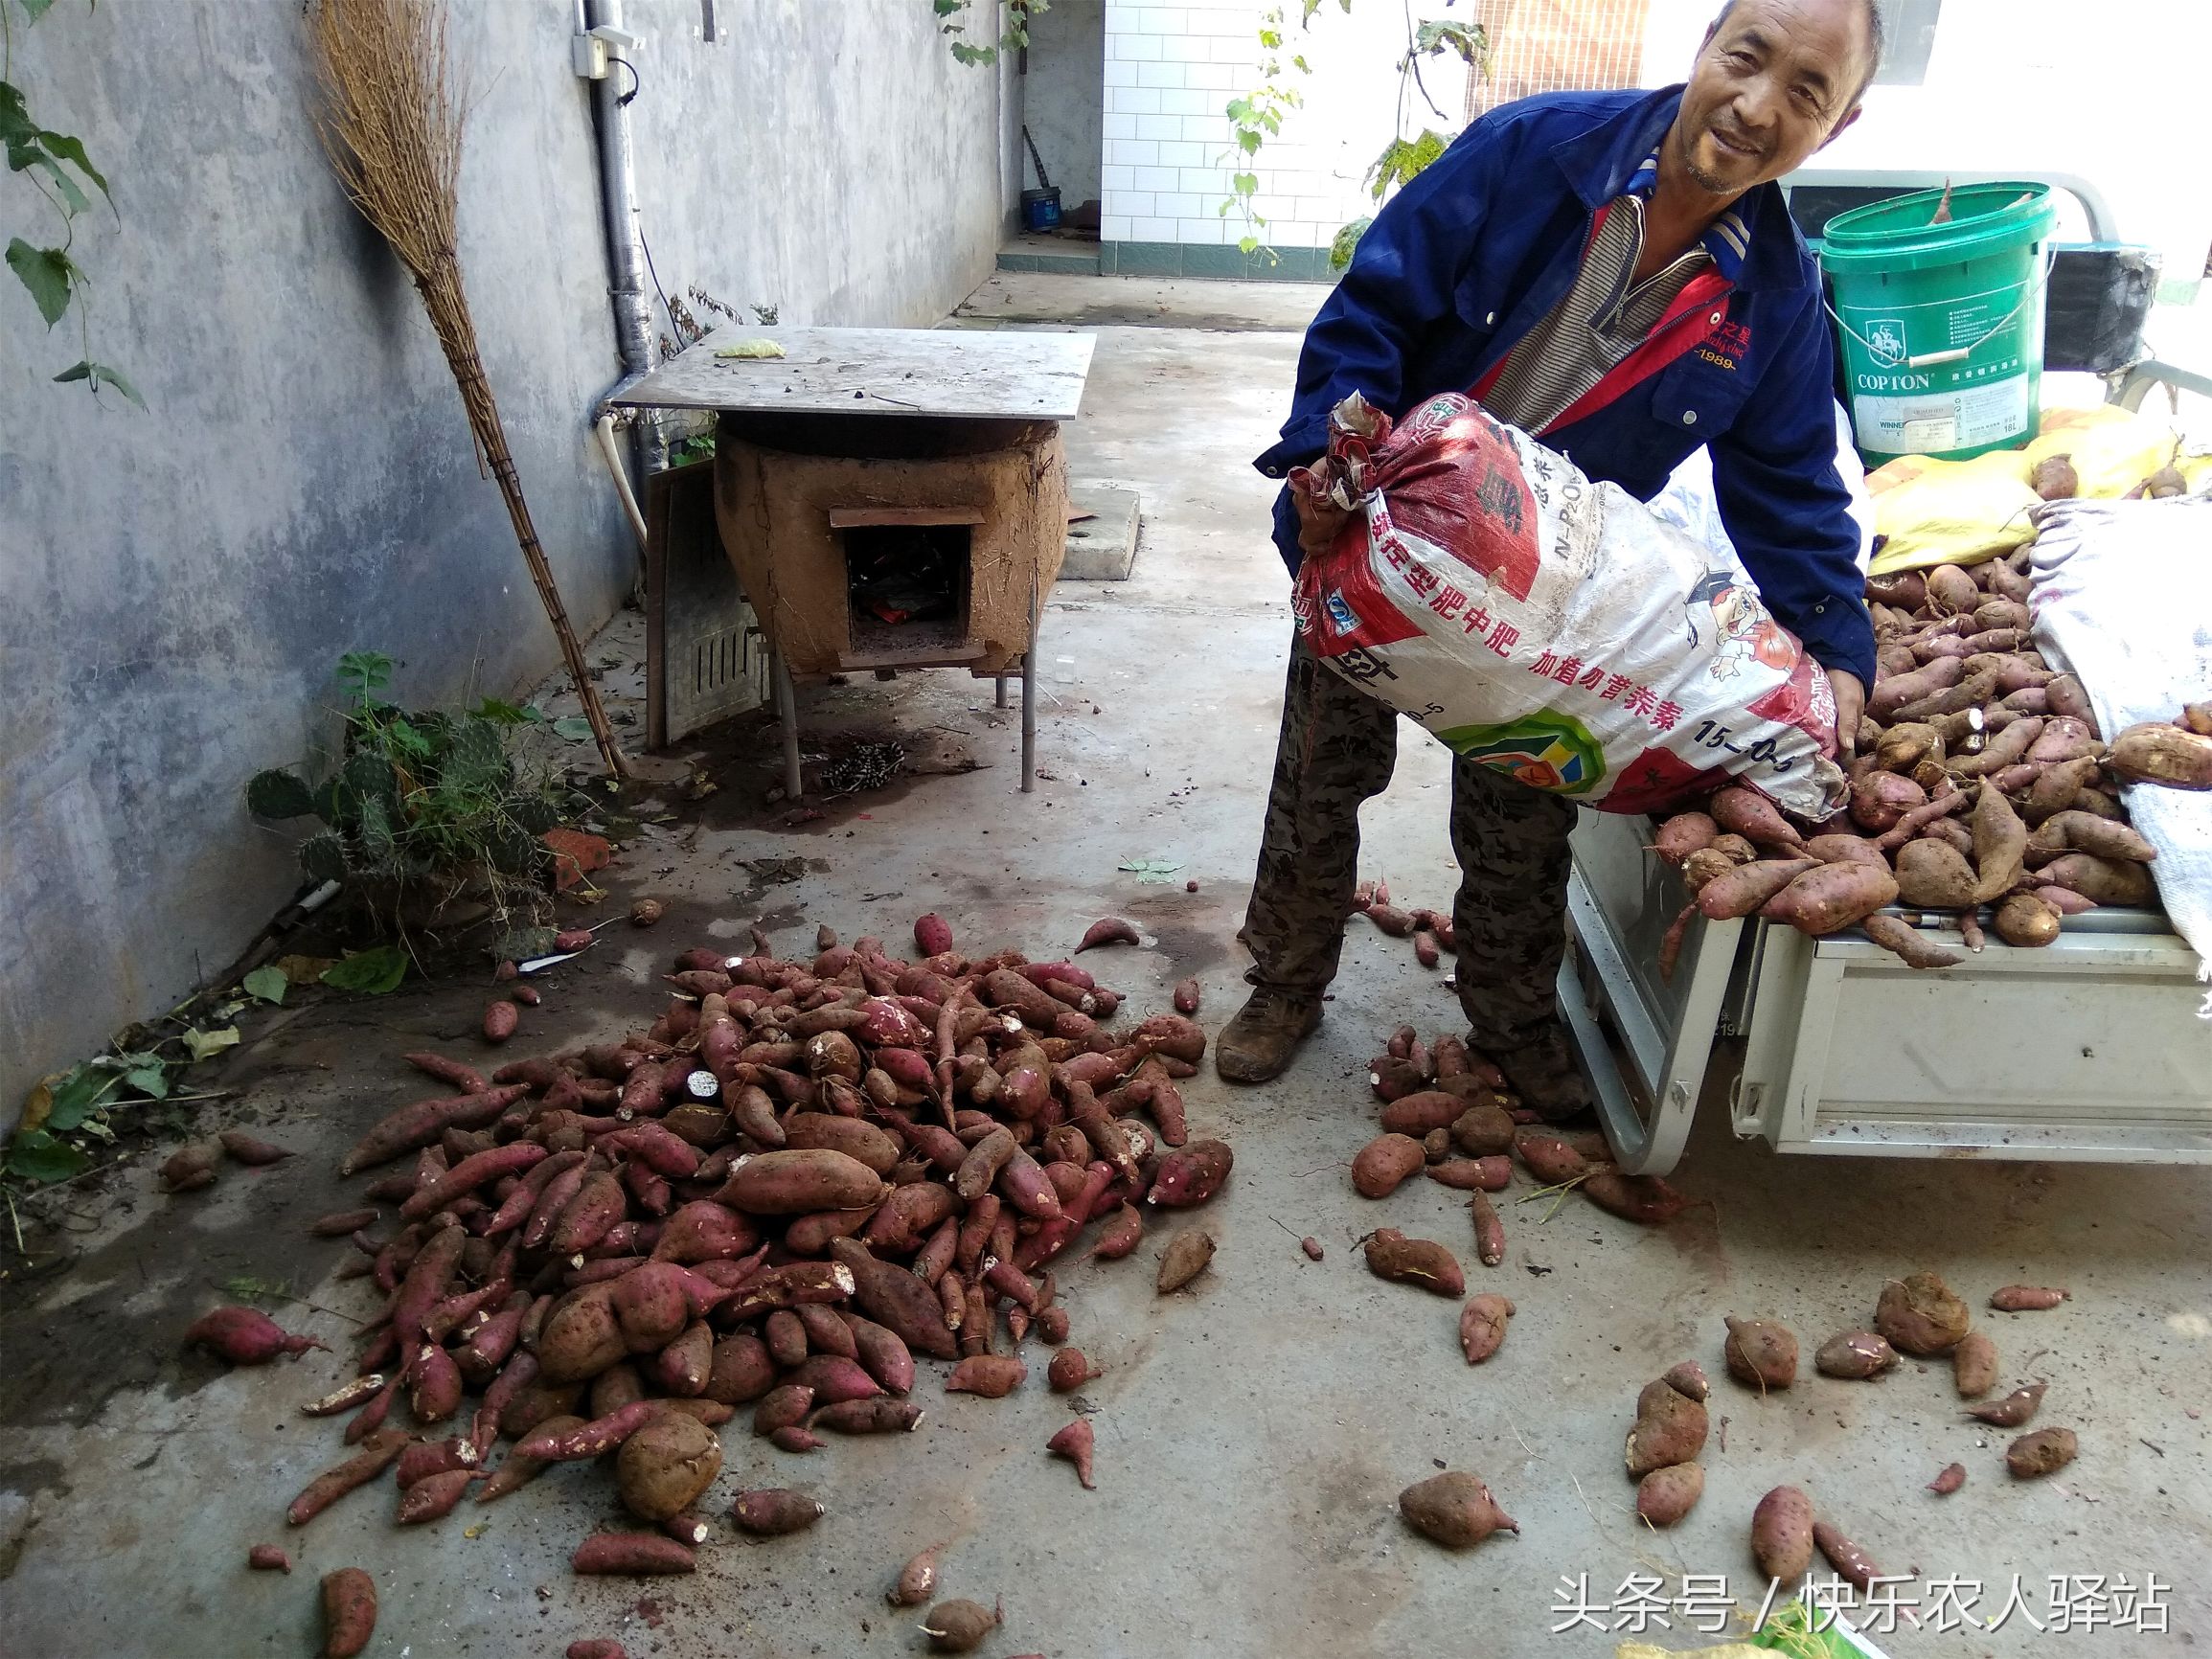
top-left (1490, 1019), bottom-right (1593, 1122)
top-left (1215, 987), bottom-right (1324, 1084)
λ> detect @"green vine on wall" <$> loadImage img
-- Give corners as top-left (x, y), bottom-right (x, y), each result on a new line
top-left (2, 0), bottom-right (137, 403)
top-left (1225, 1), bottom-right (1488, 269)
top-left (935, 0), bottom-right (1048, 67)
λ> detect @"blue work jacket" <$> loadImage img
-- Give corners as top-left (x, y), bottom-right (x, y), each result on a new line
top-left (1256, 85), bottom-right (1877, 689)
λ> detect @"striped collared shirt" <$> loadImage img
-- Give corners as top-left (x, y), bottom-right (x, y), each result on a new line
top-left (1481, 152), bottom-right (1751, 436)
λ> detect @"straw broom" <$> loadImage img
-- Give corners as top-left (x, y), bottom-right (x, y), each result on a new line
top-left (308, 0), bottom-right (628, 778)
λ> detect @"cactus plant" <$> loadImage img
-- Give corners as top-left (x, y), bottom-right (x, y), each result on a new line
top-left (245, 654), bottom-right (573, 936)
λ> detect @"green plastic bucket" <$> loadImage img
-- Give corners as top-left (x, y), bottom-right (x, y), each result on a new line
top-left (1819, 182), bottom-right (2058, 465)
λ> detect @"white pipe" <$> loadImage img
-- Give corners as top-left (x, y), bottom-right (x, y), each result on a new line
top-left (595, 413), bottom-right (650, 554)
top-left (585, 0), bottom-right (664, 476)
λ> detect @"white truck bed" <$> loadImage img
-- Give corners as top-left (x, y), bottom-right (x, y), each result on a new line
top-left (1561, 809), bottom-right (2212, 1174)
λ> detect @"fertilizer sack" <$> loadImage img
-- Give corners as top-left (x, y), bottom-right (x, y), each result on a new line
top-left (1290, 392), bottom-right (1846, 818)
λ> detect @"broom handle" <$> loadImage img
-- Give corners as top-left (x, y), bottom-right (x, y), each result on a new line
top-left (444, 340), bottom-right (630, 780)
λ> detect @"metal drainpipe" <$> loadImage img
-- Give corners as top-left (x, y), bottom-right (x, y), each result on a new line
top-left (583, 0), bottom-right (666, 480)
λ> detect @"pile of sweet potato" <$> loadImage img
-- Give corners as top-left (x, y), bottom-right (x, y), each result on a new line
top-left (1358, 1025), bottom-right (1698, 1227)
top-left (256, 914), bottom-right (1228, 1598)
top-left (1345, 1026), bottom-right (1704, 1380)
top-left (1653, 550), bottom-right (2208, 970)
top-left (1348, 879), bottom-right (1456, 970)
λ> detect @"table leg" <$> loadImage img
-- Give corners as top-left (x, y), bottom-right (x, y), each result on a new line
top-left (1021, 571), bottom-right (1039, 793)
top-left (995, 674), bottom-right (1009, 710)
top-left (772, 647), bottom-right (802, 802)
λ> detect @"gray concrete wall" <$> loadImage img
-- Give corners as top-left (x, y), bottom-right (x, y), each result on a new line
top-left (1022, 0), bottom-right (1104, 215)
top-left (0, 0), bottom-right (1010, 1134)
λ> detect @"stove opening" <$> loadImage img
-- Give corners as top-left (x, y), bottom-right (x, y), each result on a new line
top-left (837, 514), bottom-right (977, 664)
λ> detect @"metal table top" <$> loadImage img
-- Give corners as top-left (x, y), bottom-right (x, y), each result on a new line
top-left (606, 325), bottom-right (1097, 422)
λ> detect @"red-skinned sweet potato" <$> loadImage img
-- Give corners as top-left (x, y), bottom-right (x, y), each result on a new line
top-left (1351, 1133), bottom-right (1425, 1198)
top-left (1636, 1463), bottom-right (1704, 1527)
top-left (1762, 863), bottom-right (1899, 936)
top-left (1750, 1486), bottom-right (1813, 1580)
top-left (1698, 857), bottom-right (1821, 921)
top-left (1048, 1416), bottom-right (1096, 1489)
top-left (1364, 1229), bottom-right (1465, 1297)
top-left (2109, 722), bottom-right (2212, 788)
top-left (320, 1567), bottom-right (377, 1657)
top-left (1814, 1331), bottom-right (1898, 1379)
top-left (1723, 1317), bottom-right (1798, 1390)
top-left (1968, 1381), bottom-right (2047, 1427)
top-left (723, 1148), bottom-right (884, 1215)
top-left (571, 1533), bottom-right (696, 1574)
top-left (1458, 1293), bottom-right (1514, 1364)
top-left (616, 1412), bottom-right (722, 1521)
top-left (1877, 1270), bottom-right (1971, 1355)
top-left (287, 1429), bottom-right (409, 1526)
top-left (1625, 1377), bottom-right (1708, 1474)
top-left (1148, 1139), bottom-right (1232, 1207)
top-left (1399, 1470), bottom-right (1516, 1547)
top-left (1581, 1170), bottom-right (1696, 1224)
top-left (2005, 1426), bottom-right (2077, 1477)
top-left (184, 1306), bottom-right (325, 1365)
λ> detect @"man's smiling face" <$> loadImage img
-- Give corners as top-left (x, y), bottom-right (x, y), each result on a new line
top-left (1674, 0), bottom-right (1873, 197)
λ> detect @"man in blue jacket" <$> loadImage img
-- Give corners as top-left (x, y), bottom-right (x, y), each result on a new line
top-left (1219, 0), bottom-right (1883, 1110)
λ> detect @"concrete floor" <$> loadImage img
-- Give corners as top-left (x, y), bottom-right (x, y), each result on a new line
top-left (2, 277), bottom-right (2207, 1659)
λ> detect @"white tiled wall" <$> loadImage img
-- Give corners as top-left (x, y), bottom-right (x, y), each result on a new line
top-left (1100, 0), bottom-right (1472, 249)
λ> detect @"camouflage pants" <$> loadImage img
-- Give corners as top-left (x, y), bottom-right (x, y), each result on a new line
top-left (1243, 630), bottom-right (1580, 1053)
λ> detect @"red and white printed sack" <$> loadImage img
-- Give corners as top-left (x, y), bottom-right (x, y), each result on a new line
top-left (1290, 392), bottom-right (1847, 819)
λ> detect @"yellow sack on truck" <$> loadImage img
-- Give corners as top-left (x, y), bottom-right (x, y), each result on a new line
top-left (1864, 448), bottom-right (2039, 576)
top-left (2023, 403), bottom-right (2180, 498)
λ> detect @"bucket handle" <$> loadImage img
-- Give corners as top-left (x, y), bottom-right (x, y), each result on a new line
top-left (1827, 246), bottom-right (2056, 372)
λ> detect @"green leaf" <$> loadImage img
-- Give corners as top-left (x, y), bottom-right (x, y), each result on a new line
top-left (181, 1025), bottom-right (240, 1062)
top-left (336, 649), bottom-right (394, 707)
top-left (1412, 18), bottom-right (1487, 66)
top-left (1331, 215), bottom-right (1372, 271)
top-left (19, 0), bottom-right (60, 20)
top-left (25, 149), bottom-right (88, 215)
top-left (44, 1064), bottom-right (119, 1132)
top-left (123, 1065), bottom-right (170, 1100)
top-left (222, 1273), bottom-right (291, 1307)
top-left (246, 767), bottom-right (317, 819)
top-left (242, 966), bottom-right (289, 1005)
top-left (469, 695), bottom-right (533, 725)
top-left (34, 129), bottom-right (108, 202)
top-left (552, 716), bottom-right (594, 741)
top-left (322, 946), bottom-right (408, 995)
top-left (1117, 857), bottom-right (1185, 883)
top-left (383, 716), bottom-right (434, 762)
top-left (7, 1128), bottom-right (90, 1185)
top-left (7, 238), bottom-right (75, 328)
top-left (0, 82), bottom-right (33, 145)
top-left (1233, 170), bottom-right (1259, 194)
top-left (53, 360), bottom-right (143, 405)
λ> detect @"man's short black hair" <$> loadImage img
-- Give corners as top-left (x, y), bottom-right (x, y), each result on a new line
top-left (1709, 0), bottom-right (1886, 104)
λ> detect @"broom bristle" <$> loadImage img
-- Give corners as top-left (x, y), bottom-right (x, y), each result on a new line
top-left (308, 0), bottom-right (463, 281)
